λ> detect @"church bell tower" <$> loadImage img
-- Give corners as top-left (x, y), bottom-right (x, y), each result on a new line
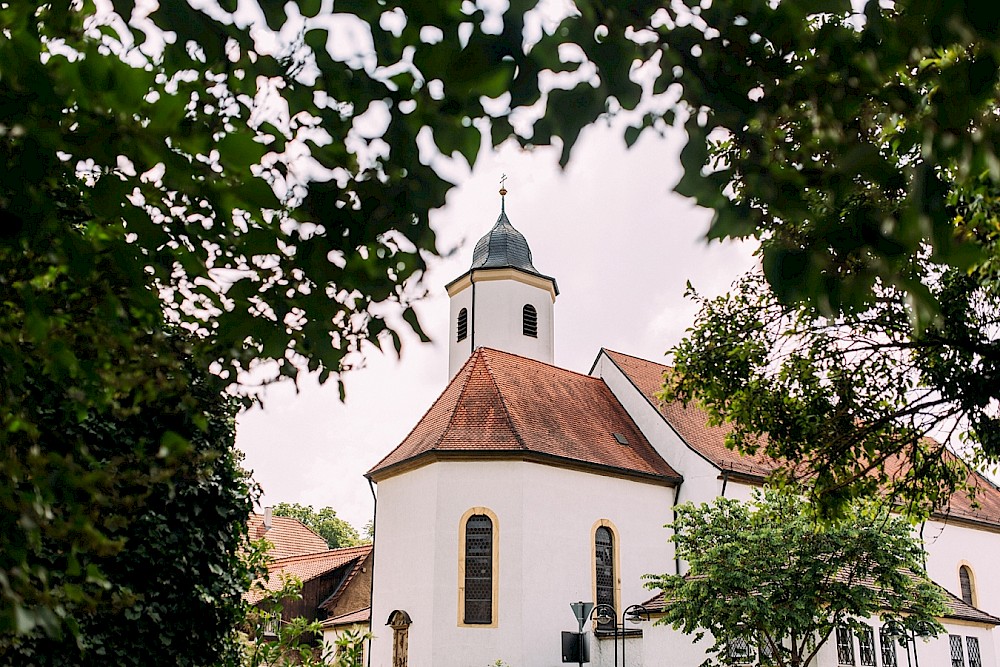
top-left (446, 186), bottom-right (559, 377)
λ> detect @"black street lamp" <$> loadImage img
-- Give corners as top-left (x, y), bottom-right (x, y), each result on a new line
top-left (569, 601), bottom-right (649, 667)
top-left (882, 619), bottom-right (936, 667)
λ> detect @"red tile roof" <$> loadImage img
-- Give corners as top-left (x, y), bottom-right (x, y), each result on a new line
top-left (320, 606), bottom-right (371, 628)
top-left (603, 349), bottom-right (779, 478)
top-left (642, 573), bottom-right (1000, 625)
top-left (603, 349), bottom-right (1000, 529)
top-left (248, 513), bottom-right (330, 560)
top-left (641, 575), bottom-right (1000, 625)
top-left (245, 544), bottom-right (373, 604)
top-left (367, 348), bottom-right (680, 483)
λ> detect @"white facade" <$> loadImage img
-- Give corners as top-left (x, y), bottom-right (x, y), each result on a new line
top-left (369, 460), bottom-right (674, 667)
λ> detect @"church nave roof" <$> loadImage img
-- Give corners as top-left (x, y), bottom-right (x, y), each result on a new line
top-left (367, 347), bottom-right (680, 484)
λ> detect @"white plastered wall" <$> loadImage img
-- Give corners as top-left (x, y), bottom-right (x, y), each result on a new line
top-left (369, 459), bottom-right (675, 667)
top-left (447, 285), bottom-right (474, 378)
top-left (591, 352), bottom-right (725, 508)
top-left (922, 519), bottom-right (1000, 617)
top-left (922, 518), bottom-right (1000, 659)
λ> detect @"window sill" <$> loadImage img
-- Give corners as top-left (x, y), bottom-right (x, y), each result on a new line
top-left (595, 629), bottom-right (643, 640)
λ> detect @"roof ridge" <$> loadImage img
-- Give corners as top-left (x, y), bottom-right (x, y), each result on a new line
top-left (604, 347), bottom-right (671, 371)
top-left (438, 350), bottom-right (487, 451)
top-left (480, 346), bottom-right (606, 383)
top-left (269, 545), bottom-right (369, 566)
top-left (479, 350), bottom-right (530, 451)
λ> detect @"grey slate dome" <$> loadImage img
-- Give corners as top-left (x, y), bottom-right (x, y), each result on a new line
top-left (470, 209), bottom-right (539, 272)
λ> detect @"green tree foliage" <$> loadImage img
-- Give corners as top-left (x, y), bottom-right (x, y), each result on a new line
top-left (647, 489), bottom-right (946, 667)
top-left (242, 575), bottom-right (370, 667)
top-left (0, 337), bottom-right (256, 665)
top-left (272, 504), bottom-right (363, 549)
top-left (450, 0), bottom-right (1000, 321)
top-left (663, 271), bottom-right (1000, 518)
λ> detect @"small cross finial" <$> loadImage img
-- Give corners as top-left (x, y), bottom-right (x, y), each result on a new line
top-left (499, 174), bottom-right (508, 212)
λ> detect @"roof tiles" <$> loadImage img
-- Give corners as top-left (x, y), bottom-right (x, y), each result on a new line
top-left (603, 349), bottom-right (778, 478)
top-left (245, 544), bottom-right (373, 604)
top-left (248, 514), bottom-right (330, 560)
top-left (603, 349), bottom-right (1000, 529)
top-left (367, 348), bottom-right (679, 482)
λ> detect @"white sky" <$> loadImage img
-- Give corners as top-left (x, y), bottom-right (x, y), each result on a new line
top-left (235, 123), bottom-right (758, 530)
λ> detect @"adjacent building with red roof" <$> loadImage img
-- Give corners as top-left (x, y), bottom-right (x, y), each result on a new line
top-left (245, 510), bottom-right (372, 661)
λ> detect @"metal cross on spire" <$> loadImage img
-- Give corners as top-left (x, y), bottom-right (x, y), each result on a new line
top-left (499, 173), bottom-right (508, 212)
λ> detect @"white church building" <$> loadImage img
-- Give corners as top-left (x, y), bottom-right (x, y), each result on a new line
top-left (363, 195), bottom-right (1000, 667)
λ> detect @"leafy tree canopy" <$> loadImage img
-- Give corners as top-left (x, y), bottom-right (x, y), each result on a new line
top-left (663, 270), bottom-right (1000, 518)
top-left (646, 489), bottom-right (946, 667)
top-left (0, 334), bottom-right (256, 664)
top-left (19, 0), bottom-right (999, 400)
top-left (272, 503), bottom-right (365, 549)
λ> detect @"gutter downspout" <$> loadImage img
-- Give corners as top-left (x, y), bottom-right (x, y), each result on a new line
top-left (919, 521), bottom-right (927, 568)
top-left (720, 469), bottom-right (731, 497)
top-left (366, 478), bottom-right (377, 667)
top-left (672, 481), bottom-right (684, 576)
top-left (469, 271), bottom-right (477, 357)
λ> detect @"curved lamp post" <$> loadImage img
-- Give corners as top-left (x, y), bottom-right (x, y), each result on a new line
top-left (882, 619), bottom-right (937, 667)
top-left (569, 602), bottom-right (649, 667)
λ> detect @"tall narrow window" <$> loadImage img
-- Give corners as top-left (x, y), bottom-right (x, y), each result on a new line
top-left (759, 634), bottom-right (776, 665)
top-left (879, 627), bottom-right (898, 667)
top-left (727, 636), bottom-right (755, 664)
top-left (959, 566), bottom-right (975, 606)
top-left (950, 635), bottom-right (966, 667)
top-left (857, 626), bottom-right (876, 667)
top-left (522, 304), bottom-right (537, 337)
top-left (967, 637), bottom-right (982, 667)
top-left (836, 627), bottom-right (856, 666)
top-left (464, 514), bottom-right (493, 624)
top-left (457, 308), bottom-right (468, 342)
top-left (595, 526), bottom-right (615, 631)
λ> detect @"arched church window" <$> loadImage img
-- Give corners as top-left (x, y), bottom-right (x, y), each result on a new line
top-left (959, 565), bottom-right (976, 606)
top-left (459, 508), bottom-right (498, 626)
top-left (522, 304), bottom-right (537, 337)
top-left (457, 308), bottom-right (468, 342)
top-left (595, 525), bottom-right (615, 631)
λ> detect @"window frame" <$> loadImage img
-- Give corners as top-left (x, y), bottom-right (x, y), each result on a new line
top-left (950, 635), bottom-right (967, 667)
top-left (857, 625), bottom-right (876, 667)
top-left (522, 303), bottom-right (538, 338)
top-left (457, 507), bottom-right (499, 628)
top-left (727, 635), bottom-right (756, 665)
top-left (958, 564), bottom-right (977, 607)
top-left (836, 626), bottom-right (856, 666)
top-left (879, 626), bottom-right (898, 667)
top-left (590, 519), bottom-right (621, 632)
top-left (966, 636), bottom-right (982, 667)
top-left (457, 307), bottom-right (468, 342)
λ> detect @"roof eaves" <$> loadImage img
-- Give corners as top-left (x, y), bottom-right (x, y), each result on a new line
top-left (368, 448), bottom-right (682, 486)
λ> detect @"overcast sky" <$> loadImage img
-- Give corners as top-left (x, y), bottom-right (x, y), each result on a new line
top-left (235, 123), bottom-right (758, 530)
